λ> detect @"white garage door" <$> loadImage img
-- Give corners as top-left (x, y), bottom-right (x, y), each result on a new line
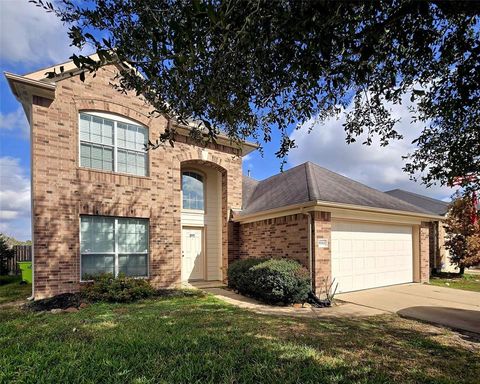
top-left (331, 221), bottom-right (413, 293)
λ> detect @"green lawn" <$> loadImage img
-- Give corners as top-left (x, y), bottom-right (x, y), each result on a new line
top-left (429, 272), bottom-right (480, 292)
top-left (1, 295), bottom-right (478, 383)
top-left (0, 276), bottom-right (32, 305)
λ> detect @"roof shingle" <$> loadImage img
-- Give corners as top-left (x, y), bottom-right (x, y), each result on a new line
top-left (241, 162), bottom-right (433, 216)
top-left (384, 189), bottom-right (450, 215)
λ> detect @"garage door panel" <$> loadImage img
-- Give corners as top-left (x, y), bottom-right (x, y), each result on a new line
top-left (332, 221), bottom-right (413, 293)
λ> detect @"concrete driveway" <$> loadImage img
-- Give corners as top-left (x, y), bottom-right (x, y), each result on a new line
top-left (337, 283), bottom-right (480, 334)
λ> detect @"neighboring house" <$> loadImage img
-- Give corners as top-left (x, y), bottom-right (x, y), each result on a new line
top-left (6, 57), bottom-right (442, 299)
top-left (385, 189), bottom-right (456, 273)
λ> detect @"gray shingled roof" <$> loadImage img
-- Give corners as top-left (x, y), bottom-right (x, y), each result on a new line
top-left (384, 189), bottom-right (450, 215)
top-left (241, 162), bottom-right (433, 216)
top-left (242, 176), bottom-right (260, 208)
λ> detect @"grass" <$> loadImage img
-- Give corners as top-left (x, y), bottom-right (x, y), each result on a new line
top-left (0, 276), bottom-right (31, 305)
top-left (1, 294), bottom-right (479, 383)
top-left (429, 272), bottom-right (480, 292)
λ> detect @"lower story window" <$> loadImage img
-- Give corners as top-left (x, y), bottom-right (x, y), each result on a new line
top-left (80, 216), bottom-right (148, 279)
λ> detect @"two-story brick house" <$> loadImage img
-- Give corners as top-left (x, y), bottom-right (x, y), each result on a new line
top-left (6, 56), bottom-right (443, 299)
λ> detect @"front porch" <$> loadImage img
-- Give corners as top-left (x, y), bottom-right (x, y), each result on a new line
top-left (181, 280), bottom-right (226, 289)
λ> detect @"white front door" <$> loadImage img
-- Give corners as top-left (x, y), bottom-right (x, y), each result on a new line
top-left (331, 221), bottom-right (413, 293)
top-left (182, 227), bottom-right (204, 281)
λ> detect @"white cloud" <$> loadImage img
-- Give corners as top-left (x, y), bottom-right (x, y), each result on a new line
top-left (289, 97), bottom-right (455, 201)
top-left (0, 107), bottom-right (30, 139)
top-left (0, 157), bottom-right (31, 240)
top-left (0, 0), bottom-right (76, 65)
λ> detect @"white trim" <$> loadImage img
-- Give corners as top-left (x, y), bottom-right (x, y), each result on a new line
top-left (81, 110), bottom-right (144, 126)
top-left (28, 98), bottom-right (35, 300)
top-left (234, 200), bottom-right (443, 223)
top-left (78, 111), bottom-right (148, 176)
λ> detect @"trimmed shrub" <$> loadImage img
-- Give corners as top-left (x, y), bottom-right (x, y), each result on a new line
top-left (227, 258), bottom-right (265, 293)
top-left (228, 258), bottom-right (311, 305)
top-left (80, 273), bottom-right (156, 303)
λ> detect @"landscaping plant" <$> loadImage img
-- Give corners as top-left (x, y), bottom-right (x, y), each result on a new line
top-left (228, 258), bottom-right (310, 305)
top-left (80, 273), bottom-right (156, 303)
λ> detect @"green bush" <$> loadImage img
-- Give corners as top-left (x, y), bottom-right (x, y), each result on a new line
top-left (227, 258), bottom-right (265, 293)
top-left (80, 273), bottom-right (156, 303)
top-left (228, 258), bottom-right (311, 305)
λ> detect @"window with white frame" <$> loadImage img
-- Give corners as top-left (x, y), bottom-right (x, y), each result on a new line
top-left (80, 216), bottom-right (148, 279)
top-left (79, 112), bottom-right (148, 176)
top-left (182, 171), bottom-right (205, 210)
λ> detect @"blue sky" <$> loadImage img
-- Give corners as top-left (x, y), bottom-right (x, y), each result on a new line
top-left (0, 1), bottom-right (455, 241)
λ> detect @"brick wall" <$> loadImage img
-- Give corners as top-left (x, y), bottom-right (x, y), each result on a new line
top-left (30, 65), bottom-right (243, 298)
top-left (235, 211), bottom-right (332, 295)
top-left (237, 213), bottom-right (309, 268)
top-left (311, 212), bottom-right (331, 295)
top-left (237, 211), bottom-right (430, 294)
top-left (420, 222), bottom-right (430, 283)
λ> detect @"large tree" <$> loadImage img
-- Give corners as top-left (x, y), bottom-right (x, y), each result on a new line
top-left (34, 0), bottom-right (479, 190)
top-left (444, 193), bottom-right (480, 274)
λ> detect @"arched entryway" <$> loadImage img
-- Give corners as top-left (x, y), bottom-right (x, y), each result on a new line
top-left (180, 159), bottom-right (227, 283)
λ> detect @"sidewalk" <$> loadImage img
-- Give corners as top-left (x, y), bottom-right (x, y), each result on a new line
top-left (205, 287), bottom-right (386, 318)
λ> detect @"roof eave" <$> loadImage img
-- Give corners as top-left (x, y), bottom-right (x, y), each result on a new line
top-left (312, 200), bottom-right (445, 220)
top-left (173, 123), bottom-right (258, 157)
top-left (5, 72), bottom-right (56, 100)
top-left (235, 199), bottom-right (444, 222)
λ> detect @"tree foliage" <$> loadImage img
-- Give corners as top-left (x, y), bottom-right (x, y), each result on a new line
top-left (444, 193), bottom-right (480, 274)
top-left (0, 234), bottom-right (14, 275)
top-left (32, 0), bottom-right (479, 189)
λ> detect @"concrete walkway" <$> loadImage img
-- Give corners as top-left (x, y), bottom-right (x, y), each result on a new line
top-left (337, 283), bottom-right (480, 334)
top-left (205, 288), bottom-right (386, 318)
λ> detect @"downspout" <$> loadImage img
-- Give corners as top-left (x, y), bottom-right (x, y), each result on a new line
top-left (433, 222), bottom-right (438, 273)
top-left (28, 102), bottom-right (34, 301)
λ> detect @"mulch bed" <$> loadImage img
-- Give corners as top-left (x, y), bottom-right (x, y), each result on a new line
top-left (25, 289), bottom-right (205, 312)
top-left (26, 293), bottom-right (83, 312)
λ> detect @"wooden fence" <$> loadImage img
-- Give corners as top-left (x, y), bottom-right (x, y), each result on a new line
top-left (5, 245), bottom-right (32, 275)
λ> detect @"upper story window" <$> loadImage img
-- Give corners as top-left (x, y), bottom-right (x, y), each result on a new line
top-left (79, 112), bottom-right (148, 176)
top-left (182, 171), bottom-right (204, 210)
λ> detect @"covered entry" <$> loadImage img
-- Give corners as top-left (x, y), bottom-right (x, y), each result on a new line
top-left (331, 221), bottom-right (413, 293)
top-left (180, 162), bottom-right (224, 282)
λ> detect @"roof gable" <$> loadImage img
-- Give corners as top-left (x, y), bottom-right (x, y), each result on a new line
top-left (241, 162), bottom-right (433, 216)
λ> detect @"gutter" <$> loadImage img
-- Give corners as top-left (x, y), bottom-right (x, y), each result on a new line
top-left (4, 72), bottom-right (56, 104)
top-left (173, 123), bottom-right (258, 157)
top-left (4, 72), bottom-right (56, 94)
top-left (234, 200), bottom-right (444, 223)
top-left (311, 200), bottom-right (444, 220)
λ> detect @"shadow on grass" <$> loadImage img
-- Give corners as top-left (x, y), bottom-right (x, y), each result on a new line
top-left (0, 275), bottom-right (31, 305)
top-left (398, 306), bottom-right (480, 343)
top-left (0, 295), bottom-right (478, 383)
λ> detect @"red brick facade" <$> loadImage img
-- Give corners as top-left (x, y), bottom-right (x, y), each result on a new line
top-left (30, 65), bottom-right (243, 298)
top-left (236, 211), bottom-right (430, 295)
top-left (20, 63), bottom-right (432, 299)
top-left (311, 212), bottom-right (332, 295)
top-left (420, 222), bottom-right (431, 283)
top-left (237, 214), bottom-right (309, 267)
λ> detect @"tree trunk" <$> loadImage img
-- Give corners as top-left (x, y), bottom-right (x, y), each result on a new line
top-left (459, 266), bottom-right (465, 275)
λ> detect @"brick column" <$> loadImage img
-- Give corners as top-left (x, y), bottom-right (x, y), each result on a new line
top-left (419, 222), bottom-right (430, 283)
top-left (312, 211), bottom-right (332, 296)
